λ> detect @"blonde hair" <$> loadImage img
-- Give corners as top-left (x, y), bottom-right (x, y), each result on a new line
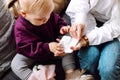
top-left (5, 0), bottom-right (19, 19)
top-left (19, 0), bottom-right (54, 13)
top-left (6, 0), bottom-right (54, 18)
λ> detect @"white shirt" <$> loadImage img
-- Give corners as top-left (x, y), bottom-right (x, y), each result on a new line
top-left (66, 0), bottom-right (120, 45)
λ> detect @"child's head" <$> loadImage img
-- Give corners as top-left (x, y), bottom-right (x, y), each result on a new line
top-left (19, 0), bottom-right (54, 26)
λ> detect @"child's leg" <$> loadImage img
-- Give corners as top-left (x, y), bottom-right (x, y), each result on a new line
top-left (11, 53), bottom-right (34, 80)
top-left (62, 53), bottom-right (95, 80)
top-left (62, 53), bottom-right (82, 79)
top-left (62, 53), bottom-right (76, 73)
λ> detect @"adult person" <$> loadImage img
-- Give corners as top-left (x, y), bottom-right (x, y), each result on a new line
top-left (66, 0), bottom-right (120, 80)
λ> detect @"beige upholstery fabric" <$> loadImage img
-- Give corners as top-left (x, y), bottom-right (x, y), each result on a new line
top-left (53, 0), bottom-right (69, 14)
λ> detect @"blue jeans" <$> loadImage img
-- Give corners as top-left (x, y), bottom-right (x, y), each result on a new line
top-left (77, 39), bottom-right (120, 80)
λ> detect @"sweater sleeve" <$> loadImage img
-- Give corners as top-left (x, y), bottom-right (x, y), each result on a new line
top-left (17, 40), bottom-right (52, 61)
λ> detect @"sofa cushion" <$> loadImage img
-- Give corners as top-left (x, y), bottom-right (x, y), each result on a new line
top-left (0, 0), bottom-right (16, 78)
top-left (53, 0), bottom-right (70, 14)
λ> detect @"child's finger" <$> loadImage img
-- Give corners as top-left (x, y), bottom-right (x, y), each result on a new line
top-left (56, 38), bottom-right (60, 42)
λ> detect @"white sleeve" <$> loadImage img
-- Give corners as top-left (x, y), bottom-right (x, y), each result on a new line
top-left (66, 0), bottom-right (90, 24)
top-left (86, 1), bottom-right (120, 45)
top-left (86, 2), bottom-right (120, 45)
top-left (86, 22), bottom-right (120, 45)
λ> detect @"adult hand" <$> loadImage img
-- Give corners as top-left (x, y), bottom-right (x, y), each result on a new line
top-left (70, 23), bottom-right (85, 40)
top-left (70, 41), bottom-right (82, 51)
top-left (70, 38), bottom-right (87, 51)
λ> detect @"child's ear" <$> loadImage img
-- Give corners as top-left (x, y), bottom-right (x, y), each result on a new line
top-left (20, 10), bottom-right (26, 17)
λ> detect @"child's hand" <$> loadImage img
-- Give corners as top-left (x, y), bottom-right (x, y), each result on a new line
top-left (49, 42), bottom-right (65, 56)
top-left (60, 25), bottom-right (70, 34)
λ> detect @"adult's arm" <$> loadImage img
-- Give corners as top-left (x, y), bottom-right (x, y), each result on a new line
top-left (66, 0), bottom-right (90, 24)
top-left (86, 1), bottom-right (120, 45)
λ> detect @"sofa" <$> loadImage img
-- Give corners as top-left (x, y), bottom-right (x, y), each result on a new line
top-left (0, 0), bottom-right (71, 80)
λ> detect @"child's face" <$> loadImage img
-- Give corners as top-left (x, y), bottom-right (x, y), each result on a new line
top-left (26, 5), bottom-right (53, 26)
top-left (26, 9), bottom-right (53, 26)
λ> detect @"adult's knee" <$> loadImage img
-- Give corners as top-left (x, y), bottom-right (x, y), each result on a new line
top-left (98, 64), bottom-right (115, 80)
top-left (77, 46), bottom-right (100, 62)
top-left (77, 46), bottom-right (100, 73)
